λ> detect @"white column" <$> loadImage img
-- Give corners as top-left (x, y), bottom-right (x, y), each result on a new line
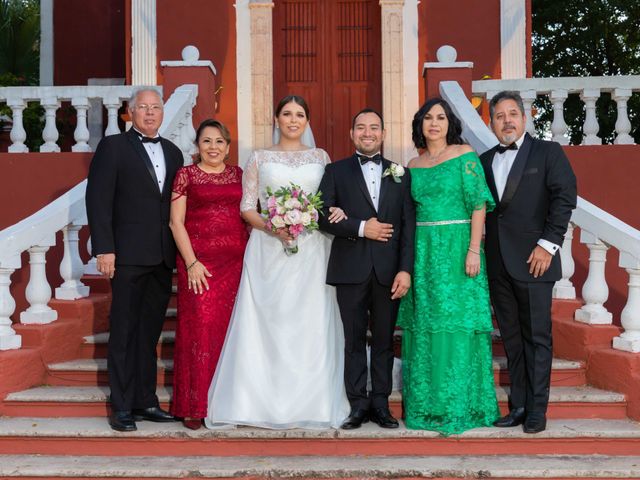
top-left (613, 258), bottom-right (640, 353)
top-left (402, 0), bottom-right (420, 163)
top-left (249, 0), bottom-right (275, 151)
top-left (613, 88), bottom-right (634, 145)
top-left (56, 224), bottom-right (90, 300)
top-left (500, 0), bottom-right (527, 79)
top-left (7, 97), bottom-right (29, 153)
top-left (131, 0), bottom-right (158, 85)
top-left (71, 96), bottom-right (92, 152)
top-left (521, 90), bottom-right (537, 136)
top-left (380, 0), bottom-right (406, 164)
top-left (20, 240), bottom-right (58, 325)
top-left (0, 256), bottom-right (22, 350)
top-left (581, 88), bottom-right (601, 145)
top-left (39, 96), bottom-right (61, 153)
top-left (553, 223), bottom-right (576, 299)
top-left (39, 0), bottom-right (54, 86)
top-left (574, 232), bottom-right (612, 324)
top-left (84, 236), bottom-right (100, 275)
top-left (550, 89), bottom-right (569, 145)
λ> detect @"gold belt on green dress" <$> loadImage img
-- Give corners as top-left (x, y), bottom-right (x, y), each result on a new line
top-left (416, 219), bottom-right (471, 226)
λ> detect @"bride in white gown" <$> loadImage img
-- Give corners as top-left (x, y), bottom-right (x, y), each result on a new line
top-left (205, 95), bottom-right (350, 429)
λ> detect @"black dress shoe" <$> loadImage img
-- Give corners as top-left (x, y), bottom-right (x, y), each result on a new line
top-left (109, 411), bottom-right (137, 432)
top-left (369, 407), bottom-right (399, 429)
top-left (341, 408), bottom-right (369, 430)
top-left (493, 407), bottom-right (526, 428)
top-left (132, 406), bottom-right (175, 422)
top-left (523, 412), bottom-right (546, 433)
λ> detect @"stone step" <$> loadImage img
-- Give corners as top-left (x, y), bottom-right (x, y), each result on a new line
top-left (1, 453), bottom-right (640, 479)
top-left (0, 417), bottom-right (638, 457)
top-left (78, 331), bottom-right (175, 359)
top-left (45, 355), bottom-right (585, 388)
top-left (0, 384), bottom-right (626, 419)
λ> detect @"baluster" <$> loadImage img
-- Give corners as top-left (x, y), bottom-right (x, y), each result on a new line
top-left (84, 236), bottom-right (100, 275)
top-left (550, 89), bottom-right (569, 145)
top-left (613, 88), bottom-right (634, 145)
top-left (20, 240), bottom-right (58, 325)
top-left (520, 90), bottom-right (536, 136)
top-left (6, 97), bottom-right (29, 153)
top-left (55, 224), bottom-right (90, 300)
top-left (553, 223), bottom-right (576, 299)
top-left (574, 232), bottom-right (612, 324)
top-left (39, 96), bottom-right (61, 152)
top-left (0, 256), bottom-right (22, 350)
top-left (613, 259), bottom-right (640, 353)
top-left (581, 88), bottom-right (601, 145)
top-left (104, 95), bottom-right (122, 136)
top-left (71, 96), bottom-right (92, 152)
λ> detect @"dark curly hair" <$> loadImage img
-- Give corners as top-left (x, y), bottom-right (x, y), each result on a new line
top-left (411, 98), bottom-right (463, 149)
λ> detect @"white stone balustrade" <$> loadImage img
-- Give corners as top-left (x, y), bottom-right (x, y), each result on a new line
top-left (473, 75), bottom-right (640, 145)
top-left (0, 85), bottom-right (153, 153)
top-left (520, 89), bottom-right (536, 136)
top-left (20, 240), bottom-right (58, 325)
top-left (0, 255), bottom-right (21, 351)
top-left (613, 255), bottom-right (640, 353)
top-left (553, 223), bottom-right (576, 299)
top-left (574, 232), bottom-right (612, 325)
top-left (55, 223), bottom-right (90, 300)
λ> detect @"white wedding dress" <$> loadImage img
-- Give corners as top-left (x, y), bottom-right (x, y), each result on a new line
top-left (205, 148), bottom-right (350, 429)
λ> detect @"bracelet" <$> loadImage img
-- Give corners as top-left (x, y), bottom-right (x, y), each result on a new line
top-left (186, 259), bottom-right (199, 270)
top-left (468, 247), bottom-right (482, 255)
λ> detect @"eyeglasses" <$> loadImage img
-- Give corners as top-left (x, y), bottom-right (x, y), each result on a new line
top-left (134, 104), bottom-right (163, 112)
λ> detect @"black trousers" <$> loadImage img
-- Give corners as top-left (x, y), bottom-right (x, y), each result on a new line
top-left (336, 272), bottom-right (399, 410)
top-left (489, 255), bottom-right (553, 414)
top-left (108, 263), bottom-right (172, 412)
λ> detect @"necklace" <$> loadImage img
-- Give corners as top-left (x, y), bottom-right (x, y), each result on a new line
top-left (425, 145), bottom-right (448, 164)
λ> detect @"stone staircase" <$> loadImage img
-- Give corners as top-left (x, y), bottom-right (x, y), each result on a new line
top-left (1, 279), bottom-right (640, 479)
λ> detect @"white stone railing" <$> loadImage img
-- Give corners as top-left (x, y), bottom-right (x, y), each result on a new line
top-left (0, 85), bottom-right (160, 153)
top-left (472, 76), bottom-right (640, 146)
top-left (0, 84), bottom-right (198, 350)
top-left (442, 80), bottom-right (640, 354)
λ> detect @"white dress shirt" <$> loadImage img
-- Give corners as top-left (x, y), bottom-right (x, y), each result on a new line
top-left (492, 134), bottom-right (559, 256)
top-left (356, 151), bottom-right (382, 237)
top-left (135, 129), bottom-right (166, 193)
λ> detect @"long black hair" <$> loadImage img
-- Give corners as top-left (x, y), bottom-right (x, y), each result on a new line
top-left (411, 98), bottom-right (463, 149)
top-left (275, 95), bottom-right (310, 120)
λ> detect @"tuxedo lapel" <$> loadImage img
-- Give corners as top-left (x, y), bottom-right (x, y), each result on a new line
top-left (160, 139), bottom-right (181, 199)
top-left (482, 148), bottom-right (500, 205)
top-left (126, 128), bottom-right (161, 194)
top-left (350, 155), bottom-right (376, 211)
top-left (377, 158), bottom-right (392, 210)
top-left (500, 133), bottom-right (533, 212)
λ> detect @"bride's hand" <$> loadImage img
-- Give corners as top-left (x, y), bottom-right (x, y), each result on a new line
top-left (271, 227), bottom-right (293, 243)
top-left (328, 207), bottom-right (348, 223)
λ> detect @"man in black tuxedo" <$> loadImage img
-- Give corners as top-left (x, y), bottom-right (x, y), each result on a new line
top-left (480, 91), bottom-right (577, 434)
top-left (319, 109), bottom-right (415, 429)
top-left (86, 88), bottom-right (183, 431)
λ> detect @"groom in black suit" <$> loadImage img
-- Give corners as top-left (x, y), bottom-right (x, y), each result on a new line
top-left (480, 91), bottom-right (576, 434)
top-left (319, 109), bottom-right (415, 429)
top-left (86, 88), bottom-right (183, 431)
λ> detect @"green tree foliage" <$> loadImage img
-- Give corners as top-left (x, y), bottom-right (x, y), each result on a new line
top-left (532, 0), bottom-right (640, 144)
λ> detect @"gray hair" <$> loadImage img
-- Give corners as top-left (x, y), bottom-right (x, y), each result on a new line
top-left (128, 88), bottom-right (163, 110)
top-left (489, 91), bottom-right (525, 120)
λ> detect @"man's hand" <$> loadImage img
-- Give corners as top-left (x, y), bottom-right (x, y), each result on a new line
top-left (527, 245), bottom-right (552, 278)
top-left (96, 253), bottom-right (116, 279)
top-left (391, 271), bottom-right (411, 300)
top-left (364, 218), bottom-right (393, 242)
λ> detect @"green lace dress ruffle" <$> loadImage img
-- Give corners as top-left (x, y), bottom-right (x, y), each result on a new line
top-left (397, 151), bottom-right (500, 435)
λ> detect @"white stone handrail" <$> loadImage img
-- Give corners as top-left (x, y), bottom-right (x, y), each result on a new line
top-left (0, 84), bottom-right (198, 350)
top-left (0, 85), bottom-right (161, 153)
top-left (442, 80), bottom-right (640, 353)
top-left (471, 75), bottom-right (640, 145)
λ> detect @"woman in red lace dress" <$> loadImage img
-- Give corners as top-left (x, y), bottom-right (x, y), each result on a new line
top-left (169, 119), bottom-right (248, 429)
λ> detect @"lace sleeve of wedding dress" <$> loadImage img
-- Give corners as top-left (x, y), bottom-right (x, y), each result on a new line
top-left (240, 151), bottom-right (259, 212)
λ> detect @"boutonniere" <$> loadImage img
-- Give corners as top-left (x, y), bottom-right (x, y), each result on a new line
top-left (382, 162), bottom-right (405, 183)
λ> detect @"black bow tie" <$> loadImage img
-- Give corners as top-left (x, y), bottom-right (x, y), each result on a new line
top-left (141, 136), bottom-right (161, 144)
top-left (358, 153), bottom-right (382, 165)
top-left (496, 143), bottom-right (518, 154)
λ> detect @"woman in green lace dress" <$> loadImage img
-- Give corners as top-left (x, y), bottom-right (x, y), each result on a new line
top-left (397, 98), bottom-right (499, 435)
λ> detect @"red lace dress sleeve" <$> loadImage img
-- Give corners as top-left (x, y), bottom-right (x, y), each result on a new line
top-left (172, 166), bottom-right (190, 199)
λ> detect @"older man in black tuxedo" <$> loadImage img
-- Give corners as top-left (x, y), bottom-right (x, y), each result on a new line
top-left (86, 88), bottom-right (183, 431)
top-left (319, 109), bottom-right (415, 429)
top-left (480, 91), bottom-right (577, 434)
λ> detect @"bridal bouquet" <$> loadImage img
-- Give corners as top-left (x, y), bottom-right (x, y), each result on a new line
top-left (262, 183), bottom-right (323, 255)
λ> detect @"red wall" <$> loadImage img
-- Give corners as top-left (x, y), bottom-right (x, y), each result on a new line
top-left (156, 1), bottom-right (238, 164)
top-left (53, 0), bottom-right (126, 85)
